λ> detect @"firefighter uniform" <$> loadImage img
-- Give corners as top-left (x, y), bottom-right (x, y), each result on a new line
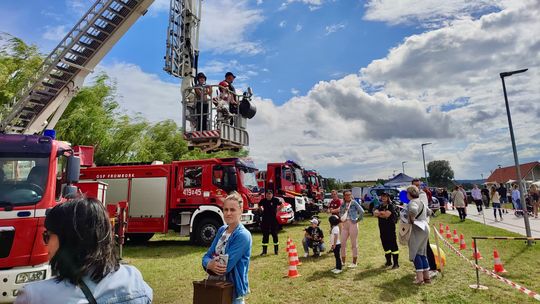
top-left (375, 202), bottom-right (399, 268)
top-left (260, 197), bottom-right (280, 255)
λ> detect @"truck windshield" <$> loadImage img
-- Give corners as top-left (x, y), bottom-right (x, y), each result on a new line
top-left (0, 155), bottom-right (49, 206)
top-left (294, 169), bottom-right (305, 184)
top-left (239, 168), bottom-right (259, 192)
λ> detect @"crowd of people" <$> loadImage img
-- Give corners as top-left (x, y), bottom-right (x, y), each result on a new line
top-left (15, 179), bottom-right (539, 303)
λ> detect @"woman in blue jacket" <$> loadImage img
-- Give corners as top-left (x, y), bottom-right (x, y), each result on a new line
top-left (203, 192), bottom-right (252, 304)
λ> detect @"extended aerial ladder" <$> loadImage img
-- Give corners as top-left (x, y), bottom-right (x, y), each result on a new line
top-left (0, 0), bottom-right (255, 153)
top-left (164, 0), bottom-right (256, 152)
top-left (0, 0), bottom-right (156, 135)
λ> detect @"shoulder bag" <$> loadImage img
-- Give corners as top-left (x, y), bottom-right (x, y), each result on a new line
top-left (398, 203), bottom-right (424, 246)
top-left (340, 202), bottom-right (352, 222)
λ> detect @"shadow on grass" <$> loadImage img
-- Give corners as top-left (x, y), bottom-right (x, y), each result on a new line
top-left (127, 239), bottom-right (194, 247)
top-left (353, 265), bottom-right (387, 281)
top-left (375, 273), bottom-right (419, 302)
top-left (304, 269), bottom-right (339, 282)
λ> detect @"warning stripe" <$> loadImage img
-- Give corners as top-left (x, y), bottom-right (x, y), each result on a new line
top-left (433, 225), bottom-right (540, 301)
top-left (474, 236), bottom-right (540, 241)
top-left (188, 130), bottom-right (220, 138)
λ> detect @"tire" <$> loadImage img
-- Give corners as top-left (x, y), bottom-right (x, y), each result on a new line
top-left (195, 218), bottom-right (221, 246)
top-left (127, 233), bottom-right (154, 244)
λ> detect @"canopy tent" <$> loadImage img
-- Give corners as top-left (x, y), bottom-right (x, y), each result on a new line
top-left (385, 173), bottom-right (415, 187)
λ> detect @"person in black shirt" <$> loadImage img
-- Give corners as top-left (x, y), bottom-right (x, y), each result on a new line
top-left (373, 193), bottom-right (399, 269)
top-left (481, 186), bottom-right (490, 209)
top-left (259, 190), bottom-right (281, 255)
top-left (302, 218), bottom-right (325, 257)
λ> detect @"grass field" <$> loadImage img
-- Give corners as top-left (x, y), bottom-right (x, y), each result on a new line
top-left (123, 213), bottom-right (540, 304)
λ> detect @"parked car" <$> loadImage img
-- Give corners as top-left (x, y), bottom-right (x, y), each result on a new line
top-left (322, 192), bottom-right (343, 209)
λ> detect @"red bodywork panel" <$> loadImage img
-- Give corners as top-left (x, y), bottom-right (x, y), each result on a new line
top-left (80, 158), bottom-right (261, 234)
top-left (0, 136), bottom-right (68, 269)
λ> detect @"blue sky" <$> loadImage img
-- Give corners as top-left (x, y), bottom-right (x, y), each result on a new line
top-left (1, 0), bottom-right (539, 181)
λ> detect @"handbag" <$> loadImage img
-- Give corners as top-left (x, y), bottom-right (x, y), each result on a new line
top-left (193, 279), bottom-right (234, 304)
top-left (340, 202), bottom-right (351, 222)
top-left (398, 203), bottom-right (424, 246)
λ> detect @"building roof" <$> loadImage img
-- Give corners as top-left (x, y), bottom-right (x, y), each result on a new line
top-left (486, 161), bottom-right (540, 183)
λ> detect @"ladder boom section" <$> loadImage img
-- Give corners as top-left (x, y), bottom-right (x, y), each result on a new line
top-left (164, 0), bottom-right (202, 81)
top-left (0, 0), bottom-right (155, 134)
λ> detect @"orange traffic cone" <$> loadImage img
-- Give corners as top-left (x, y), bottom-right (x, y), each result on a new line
top-left (285, 243), bottom-right (301, 278)
top-left (446, 225), bottom-right (451, 239)
top-left (288, 242), bottom-right (302, 266)
top-left (453, 229), bottom-right (459, 244)
top-left (493, 248), bottom-right (507, 273)
top-left (459, 234), bottom-right (466, 250)
top-left (286, 237), bottom-right (292, 253)
top-left (439, 223), bottom-right (444, 234)
top-left (471, 241), bottom-right (483, 260)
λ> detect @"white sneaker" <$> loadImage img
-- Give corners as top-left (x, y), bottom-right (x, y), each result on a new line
top-left (347, 263), bottom-right (358, 268)
top-left (303, 253), bottom-right (308, 258)
top-left (332, 269), bottom-right (343, 274)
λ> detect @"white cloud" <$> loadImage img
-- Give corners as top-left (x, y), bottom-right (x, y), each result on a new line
top-left (92, 62), bottom-right (181, 123)
top-left (280, 0), bottom-right (324, 10)
top-left (247, 0), bottom-right (540, 180)
top-left (42, 25), bottom-right (68, 41)
top-left (151, 0), bottom-right (264, 55)
top-left (325, 23), bottom-right (346, 35)
top-left (295, 23), bottom-right (303, 32)
top-left (364, 0), bottom-right (504, 27)
top-left (291, 88), bottom-right (300, 95)
top-left (279, 21), bottom-right (287, 28)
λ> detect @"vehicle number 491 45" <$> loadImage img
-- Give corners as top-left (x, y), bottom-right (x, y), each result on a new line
top-left (183, 188), bottom-right (202, 196)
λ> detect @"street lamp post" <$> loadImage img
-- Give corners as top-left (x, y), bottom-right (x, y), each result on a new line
top-left (500, 68), bottom-right (532, 246)
top-left (402, 161), bottom-right (407, 174)
top-left (421, 143), bottom-right (432, 186)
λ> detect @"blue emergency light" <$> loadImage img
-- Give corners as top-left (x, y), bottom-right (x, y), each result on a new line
top-left (43, 129), bottom-right (56, 139)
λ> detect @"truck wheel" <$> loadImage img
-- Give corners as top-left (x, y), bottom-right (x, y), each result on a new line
top-left (127, 233), bottom-right (154, 244)
top-left (196, 218), bottom-right (221, 246)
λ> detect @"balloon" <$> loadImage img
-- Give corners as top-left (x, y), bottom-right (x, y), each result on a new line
top-left (399, 190), bottom-right (410, 204)
top-left (430, 244), bottom-right (446, 271)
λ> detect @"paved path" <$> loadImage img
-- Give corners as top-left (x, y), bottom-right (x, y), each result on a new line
top-left (445, 205), bottom-right (540, 237)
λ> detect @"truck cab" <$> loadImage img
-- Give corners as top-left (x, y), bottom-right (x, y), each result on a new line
top-left (0, 133), bottom-right (79, 303)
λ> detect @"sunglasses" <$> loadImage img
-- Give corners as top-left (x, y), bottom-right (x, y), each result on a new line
top-left (42, 230), bottom-right (51, 245)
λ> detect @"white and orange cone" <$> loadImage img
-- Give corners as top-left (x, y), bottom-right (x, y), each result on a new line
top-left (286, 237), bottom-right (292, 253)
top-left (439, 223), bottom-right (444, 234)
top-left (459, 234), bottom-right (467, 250)
top-left (446, 225), bottom-right (451, 239)
top-left (453, 229), bottom-right (459, 244)
top-left (493, 248), bottom-right (507, 273)
top-left (288, 242), bottom-right (302, 266)
top-left (472, 241), bottom-right (483, 260)
top-left (285, 242), bottom-right (301, 278)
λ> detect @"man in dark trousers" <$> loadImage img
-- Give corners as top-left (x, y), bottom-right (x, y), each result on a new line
top-left (373, 192), bottom-right (399, 269)
top-left (259, 190), bottom-right (281, 255)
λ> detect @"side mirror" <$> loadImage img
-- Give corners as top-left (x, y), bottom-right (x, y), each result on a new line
top-left (66, 155), bottom-right (80, 184)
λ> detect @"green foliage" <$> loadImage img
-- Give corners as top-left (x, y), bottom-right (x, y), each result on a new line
top-left (2, 34), bottom-right (247, 164)
top-left (427, 160), bottom-right (455, 187)
top-left (0, 33), bottom-right (43, 112)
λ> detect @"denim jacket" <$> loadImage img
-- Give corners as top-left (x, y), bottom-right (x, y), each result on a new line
top-left (339, 199), bottom-right (364, 222)
top-left (14, 265), bottom-right (152, 304)
top-left (202, 223), bottom-right (252, 299)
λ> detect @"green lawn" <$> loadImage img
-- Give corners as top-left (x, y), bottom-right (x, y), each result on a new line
top-left (123, 213), bottom-right (540, 304)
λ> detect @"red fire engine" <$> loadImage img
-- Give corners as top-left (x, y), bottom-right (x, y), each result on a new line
top-left (304, 170), bottom-right (324, 207)
top-left (79, 156), bottom-right (260, 245)
top-left (257, 160), bottom-right (319, 220)
top-left (0, 133), bottom-right (82, 301)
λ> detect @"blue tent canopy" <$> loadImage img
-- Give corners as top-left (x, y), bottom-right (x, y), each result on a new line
top-left (384, 173), bottom-right (415, 187)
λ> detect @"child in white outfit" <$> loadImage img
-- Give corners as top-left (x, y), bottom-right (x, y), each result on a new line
top-left (329, 215), bottom-right (342, 274)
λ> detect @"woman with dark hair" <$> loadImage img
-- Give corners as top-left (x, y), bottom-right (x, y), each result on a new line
top-left (15, 197), bottom-right (152, 304)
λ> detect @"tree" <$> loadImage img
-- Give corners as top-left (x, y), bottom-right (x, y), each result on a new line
top-left (427, 160), bottom-right (454, 187)
top-left (0, 33), bottom-right (43, 115)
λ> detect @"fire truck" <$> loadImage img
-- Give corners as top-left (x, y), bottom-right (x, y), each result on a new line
top-left (0, 0), bottom-right (257, 301)
top-left (304, 170), bottom-right (324, 209)
top-left (257, 160), bottom-right (319, 220)
top-left (78, 154), bottom-right (260, 245)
